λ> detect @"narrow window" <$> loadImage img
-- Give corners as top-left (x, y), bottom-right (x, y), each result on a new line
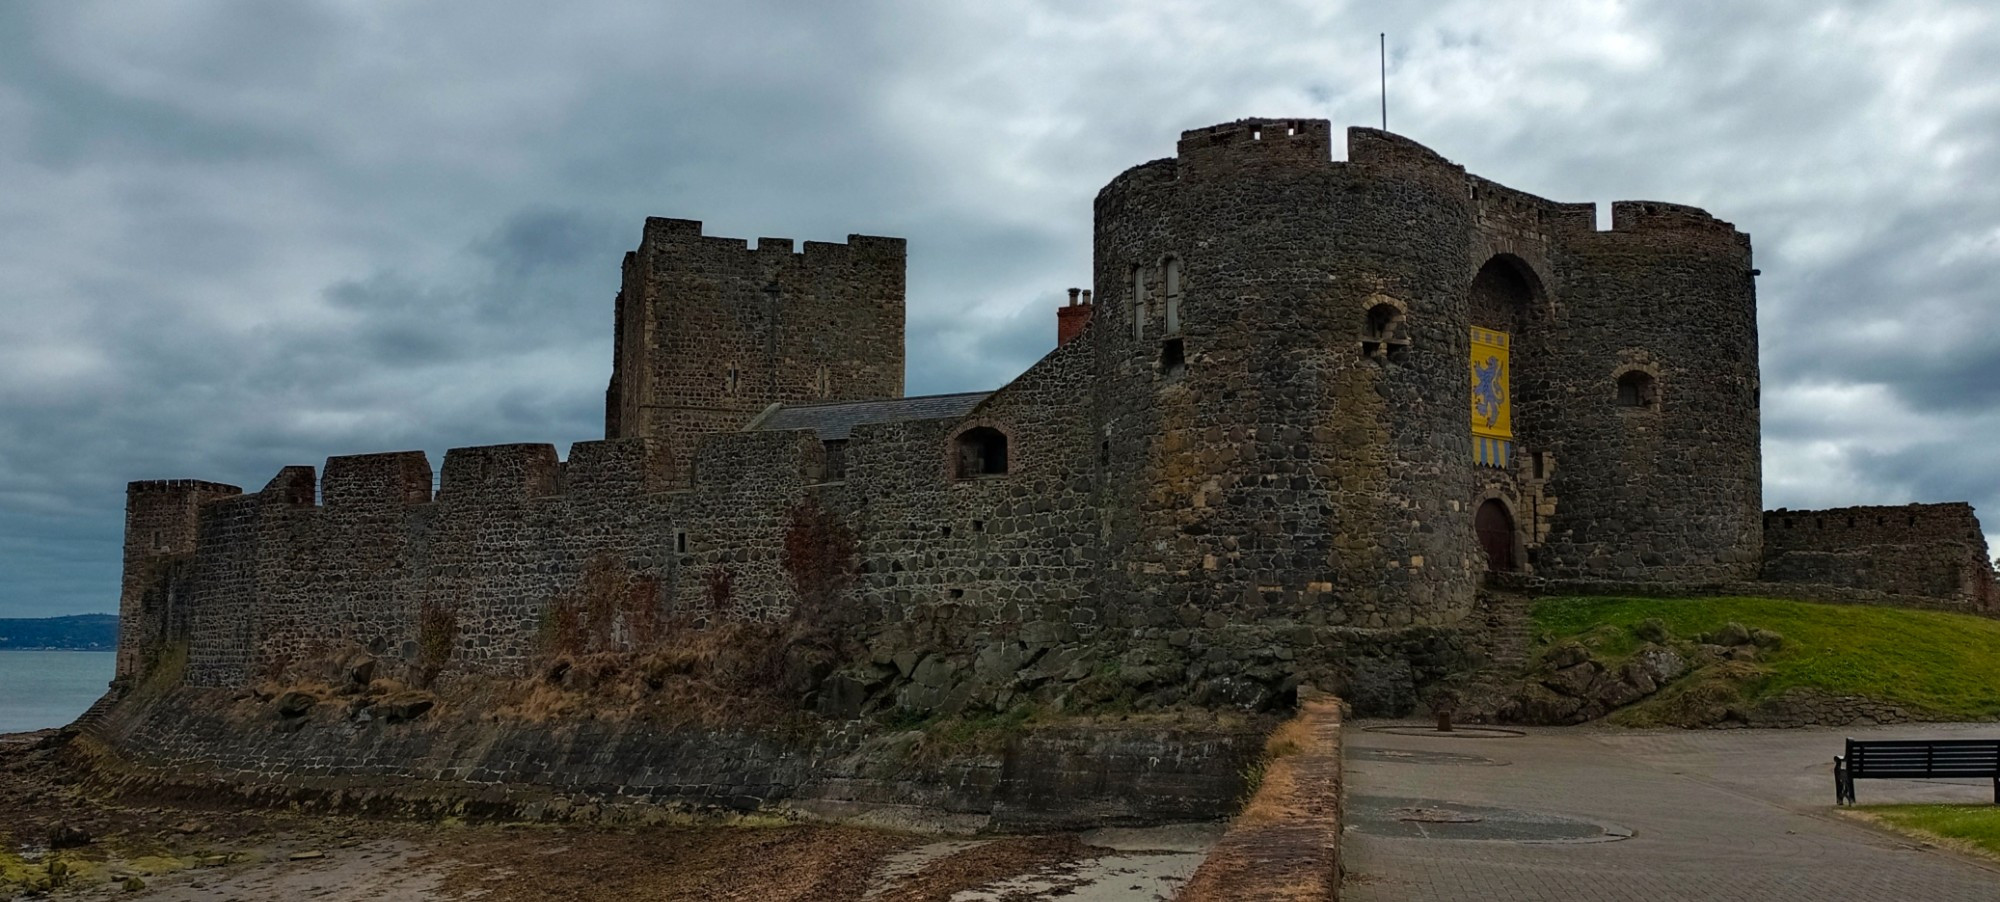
top-left (675, 531), bottom-right (688, 553)
top-left (1163, 257), bottom-right (1183, 334)
top-left (725, 367), bottom-right (740, 394)
top-left (1159, 337), bottom-right (1186, 377)
top-left (1616, 371), bottom-right (1657, 409)
top-left (1131, 265), bottom-right (1148, 341)
top-left (954, 426), bottom-right (1009, 478)
top-left (815, 364), bottom-right (831, 398)
top-left (1361, 303), bottom-right (1408, 363)
top-left (822, 439), bottom-right (848, 481)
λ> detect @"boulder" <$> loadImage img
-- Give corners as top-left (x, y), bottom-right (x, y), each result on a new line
top-left (48, 823), bottom-right (92, 849)
top-left (1541, 662), bottom-right (1601, 699)
top-left (1544, 642), bottom-right (1592, 669)
top-left (275, 691), bottom-right (317, 719)
top-left (376, 692), bottom-right (435, 723)
top-left (909, 654), bottom-right (956, 689)
top-left (343, 654), bottom-right (377, 688)
top-left (1706, 621), bottom-right (1752, 647)
top-left (1749, 628), bottom-right (1785, 650)
top-left (814, 672), bottom-right (873, 720)
top-left (1631, 618), bottom-right (1673, 644)
top-left (1192, 675), bottom-right (1273, 710)
top-left (1632, 645), bottom-right (1688, 686)
top-left (972, 641), bottom-right (1040, 686)
top-left (1511, 684), bottom-right (1585, 724)
top-left (1590, 669), bottom-right (1650, 710)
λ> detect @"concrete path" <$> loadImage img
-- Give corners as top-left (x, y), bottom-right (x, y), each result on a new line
top-left (1344, 720), bottom-right (2000, 901)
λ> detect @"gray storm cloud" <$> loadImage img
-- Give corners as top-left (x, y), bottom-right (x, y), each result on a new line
top-left (2, 0), bottom-right (1995, 616)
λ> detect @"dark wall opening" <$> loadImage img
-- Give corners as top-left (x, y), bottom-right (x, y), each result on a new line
top-left (1476, 499), bottom-right (1518, 572)
top-left (1617, 371), bottom-right (1658, 409)
top-left (954, 427), bottom-right (1009, 478)
top-left (1469, 256), bottom-right (1537, 331)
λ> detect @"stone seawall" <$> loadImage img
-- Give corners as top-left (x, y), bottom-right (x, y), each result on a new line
top-left (76, 687), bottom-right (1266, 833)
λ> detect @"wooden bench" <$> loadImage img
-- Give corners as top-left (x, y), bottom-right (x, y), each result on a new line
top-left (1835, 738), bottom-right (2000, 805)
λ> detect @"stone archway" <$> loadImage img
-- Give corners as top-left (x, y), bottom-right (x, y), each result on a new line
top-left (1475, 499), bottom-right (1518, 572)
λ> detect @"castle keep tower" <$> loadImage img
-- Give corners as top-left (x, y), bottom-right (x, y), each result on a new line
top-left (1092, 121), bottom-right (1488, 628)
top-left (605, 217), bottom-right (906, 483)
top-left (1089, 119), bottom-right (1763, 630)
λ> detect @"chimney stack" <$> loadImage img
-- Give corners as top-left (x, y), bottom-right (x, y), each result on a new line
top-left (1057, 286), bottom-right (1095, 347)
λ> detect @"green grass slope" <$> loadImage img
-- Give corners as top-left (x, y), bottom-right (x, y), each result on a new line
top-left (1532, 596), bottom-right (2000, 722)
top-left (1860, 805), bottom-right (2000, 861)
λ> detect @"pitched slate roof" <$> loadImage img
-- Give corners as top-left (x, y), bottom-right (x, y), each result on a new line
top-left (750, 391), bottom-right (992, 440)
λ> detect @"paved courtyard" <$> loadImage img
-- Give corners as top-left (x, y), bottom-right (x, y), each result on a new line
top-left (1344, 720), bottom-right (2000, 901)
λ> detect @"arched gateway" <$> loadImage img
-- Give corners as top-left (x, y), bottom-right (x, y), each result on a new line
top-left (1476, 499), bottom-right (1517, 572)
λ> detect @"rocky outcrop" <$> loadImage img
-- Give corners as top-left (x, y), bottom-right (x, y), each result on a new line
top-left (1492, 621), bottom-right (1790, 727)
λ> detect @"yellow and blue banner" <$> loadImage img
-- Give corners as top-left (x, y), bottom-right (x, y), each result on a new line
top-left (1471, 327), bottom-right (1511, 468)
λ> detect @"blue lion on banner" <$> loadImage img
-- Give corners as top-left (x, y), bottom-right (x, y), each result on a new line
top-left (1473, 355), bottom-right (1506, 427)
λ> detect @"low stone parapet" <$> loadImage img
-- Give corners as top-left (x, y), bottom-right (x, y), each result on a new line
top-left (1178, 697), bottom-right (1344, 901)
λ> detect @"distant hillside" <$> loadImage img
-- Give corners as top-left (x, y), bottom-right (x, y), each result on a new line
top-left (0, 614), bottom-right (118, 650)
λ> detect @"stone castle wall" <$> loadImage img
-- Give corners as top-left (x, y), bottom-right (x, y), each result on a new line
top-left (114, 118), bottom-right (1981, 732)
top-left (1762, 503), bottom-right (1996, 612)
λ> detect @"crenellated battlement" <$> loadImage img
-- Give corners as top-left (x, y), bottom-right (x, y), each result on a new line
top-left (1608, 199), bottom-right (1748, 245)
top-left (1765, 503), bottom-right (1987, 543)
top-left (438, 443), bottom-right (560, 503)
top-left (1763, 503), bottom-right (1995, 611)
top-left (1345, 126), bottom-right (1458, 172)
top-left (1466, 173), bottom-right (1598, 237)
top-left (1175, 118), bottom-right (1334, 173)
top-left (637, 217), bottom-right (905, 265)
top-left (127, 479), bottom-right (243, 496)
top-left (261, 466), bottom-right (317, 505)
top-left (323, 451), bottom-right (433, 510)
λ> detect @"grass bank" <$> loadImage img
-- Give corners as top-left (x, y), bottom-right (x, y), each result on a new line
top-left (1531, 596), bottom-right (2000, 721)
top-left (1857, 805), bottom-right (2000, 861)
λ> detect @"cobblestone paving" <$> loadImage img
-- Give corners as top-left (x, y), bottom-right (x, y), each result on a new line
top-left (1344, 721), bottom-right (2000, 901)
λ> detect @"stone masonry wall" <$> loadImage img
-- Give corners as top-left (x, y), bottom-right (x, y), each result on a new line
top-left (84, 685), bottom-right (1265, 833)
top-left (1762, 504), bottom-right (1996, 612)
top-left (608, 218), bottom-right (906, 485)
top-left (117, 480), bottom-right (243, 680)
top-left (1534, 201), bottom-right (1762, 581)
top-left (1091, 121), bottom-right (1481, 638)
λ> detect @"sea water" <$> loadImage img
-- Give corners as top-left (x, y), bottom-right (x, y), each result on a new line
top-left (0, 650), bottom-right (115, 734)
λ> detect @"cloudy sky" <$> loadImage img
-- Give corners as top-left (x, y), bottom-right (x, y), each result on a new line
top-left (2, 0), bottom-right (1996, 618)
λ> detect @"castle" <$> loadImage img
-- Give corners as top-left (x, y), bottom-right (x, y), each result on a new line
top-left (115, 119), bottom-right (1995, 717)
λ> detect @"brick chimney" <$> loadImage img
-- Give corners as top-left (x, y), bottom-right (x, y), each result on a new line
top-left (1058, 287), bottom-right (1094, 346)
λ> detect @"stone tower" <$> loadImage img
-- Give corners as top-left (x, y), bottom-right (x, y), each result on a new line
top-left (605, 217), bottom-right (907, 484)
top-left (1091, 120), bottom-right (1485, 629)
top-left (1088, 119), bottom-right (1763, 632)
